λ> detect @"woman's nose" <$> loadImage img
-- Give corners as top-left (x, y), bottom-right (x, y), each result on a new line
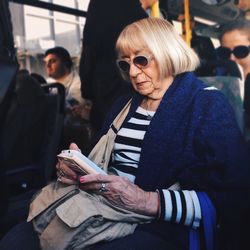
top-left (129, 63), bottom-right (141, 77)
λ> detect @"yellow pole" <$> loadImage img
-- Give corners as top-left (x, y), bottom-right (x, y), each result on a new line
top-left (151, 1), bottom-right (160, 18)
top-left (184, 0), bottom-right (192, 46)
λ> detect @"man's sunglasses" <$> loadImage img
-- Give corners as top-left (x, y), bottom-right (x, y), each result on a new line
top-left (217, 45), bottom-right (250, 59)
top-left (116, 55), bottom-right (153, 72)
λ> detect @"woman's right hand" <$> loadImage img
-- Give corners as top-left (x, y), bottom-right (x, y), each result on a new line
top-left (56, 142), bottom-right (81, 185)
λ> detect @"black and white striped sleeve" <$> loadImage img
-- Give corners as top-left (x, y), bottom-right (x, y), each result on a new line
top-left (158, 189), bottom-right (202, 228)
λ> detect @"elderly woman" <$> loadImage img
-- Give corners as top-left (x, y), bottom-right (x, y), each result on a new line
top-left (57, 18), bottom-right (250, 249)
top-left (1, 18), bottom-right (250, 250)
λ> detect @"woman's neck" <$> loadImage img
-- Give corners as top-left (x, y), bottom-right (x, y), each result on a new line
top-left (141, 98), bottom-right (161, 111)
top-left (147, 76), bottom-right (173, 101)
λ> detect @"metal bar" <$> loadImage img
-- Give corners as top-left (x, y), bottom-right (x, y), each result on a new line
top-left (151, 1), bottom-right (160, 18)
top-left (8, 0), bottom-right (87, 17)
top-left (184, 0), bottom-right (192, 47)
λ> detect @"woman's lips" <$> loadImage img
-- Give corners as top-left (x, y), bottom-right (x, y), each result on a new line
top-left (136, 81), bottom-right (147, 86)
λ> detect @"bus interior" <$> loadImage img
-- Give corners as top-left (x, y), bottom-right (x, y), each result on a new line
top-left (0, 0), bottom-right (249, 239)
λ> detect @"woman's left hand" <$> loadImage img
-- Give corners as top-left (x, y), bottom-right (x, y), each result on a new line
top-left (79, 174), bottom-right (158, 217)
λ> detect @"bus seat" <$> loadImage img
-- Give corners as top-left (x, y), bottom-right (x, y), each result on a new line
top-left (1, 79), bottom-right (65, 228)
top-left (40, 82), bottom-right (65, 181)
top-left (0, 0), bottom-right (19, 232)
top-left (2, 73), bottom-right (48, 171)
top-left (199, 76), bottom-right (244, 134)
top-left (0, 57), bottom-right (18, 234)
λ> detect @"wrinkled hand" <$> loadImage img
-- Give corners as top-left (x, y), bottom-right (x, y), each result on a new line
top-left (56, 142), bottom-right (81, 185)
top-left (79, 174), bottom-right (159, 217)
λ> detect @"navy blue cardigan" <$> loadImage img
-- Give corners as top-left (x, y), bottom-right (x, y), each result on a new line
top-left (95, 72), bottom-right (250, 248)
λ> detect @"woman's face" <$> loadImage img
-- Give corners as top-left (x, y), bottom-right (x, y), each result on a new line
top-left (221, 30), bottom-right (250, 74)
top-left (118, 49), bottom-right (173, 100)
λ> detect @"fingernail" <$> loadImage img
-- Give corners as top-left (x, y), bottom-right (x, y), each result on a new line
top-left (79, 176), bottom-right (85, 183)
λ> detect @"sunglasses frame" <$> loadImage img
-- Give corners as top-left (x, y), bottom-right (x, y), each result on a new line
top-left (217, 45), bottom-right (250, 59)
top-left (116, 55), bottom-right (153, 73)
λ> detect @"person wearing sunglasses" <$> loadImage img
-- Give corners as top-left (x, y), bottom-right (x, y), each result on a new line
top-left (218, 19), bottom-right (250, 136)
top-left (2, 18), bottom-right (250, 250)
top-left (218, 19), bottom-right (250, 81)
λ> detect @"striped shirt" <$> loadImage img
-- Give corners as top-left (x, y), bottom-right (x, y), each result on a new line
top-left (112, 106), bottom-right (202, 228)
top-left (112, 106), bottom-right (154, 182)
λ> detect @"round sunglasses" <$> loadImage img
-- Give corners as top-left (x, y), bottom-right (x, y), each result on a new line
top-left (116, 55), bottom-right (153, 72)
top-left (217, 45), bottom-right (250, 59)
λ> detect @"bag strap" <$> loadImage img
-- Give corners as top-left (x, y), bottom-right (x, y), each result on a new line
top-left (110, 98), bottom-right (132, 133)
top-left (88, 99), bottom-right (132, 171)
top-left (189, 192), bottom-right (217, 250)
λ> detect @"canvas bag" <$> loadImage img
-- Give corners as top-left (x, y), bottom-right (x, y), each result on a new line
top-left (27, 181), bottom-right (152, 250)
top-left (28, 98), bottom-right (132, 223)
top-left (27, 99), bottom-right (136, 248)
top-left (88, 99), bottom-right (131, 172)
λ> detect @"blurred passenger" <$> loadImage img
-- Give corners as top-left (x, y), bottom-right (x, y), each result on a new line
top-left (2, 72), bottom-right (47, 170)
top-left (79, 0), bottom-right (147, 133)
top-left (218, 19), bottom-right (250, 81)
top-left (140, 0), bottom-right (167, 18)
top-left (139, 0), bottom-right (157, 15)
top-left (44, 46), bottom-right (91, 120)
top-left (238, 0), bottom-right (250, 11)
top-left (139, 0), bottom-right (157, 10)
top-left (237, 0), bottom-right (250, 19)
top-left (219, 19), bottom-right (250, 143)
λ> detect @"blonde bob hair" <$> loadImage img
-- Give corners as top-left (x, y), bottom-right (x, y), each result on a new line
top-left (116, 17), bottom-right (200, 81)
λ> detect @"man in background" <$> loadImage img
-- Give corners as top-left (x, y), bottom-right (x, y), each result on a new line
top-left (44, 46), bottom-right (91, 120)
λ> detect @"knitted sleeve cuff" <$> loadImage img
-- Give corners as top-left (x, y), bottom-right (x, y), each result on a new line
top-left (156, 189), bottom-right (165, 220)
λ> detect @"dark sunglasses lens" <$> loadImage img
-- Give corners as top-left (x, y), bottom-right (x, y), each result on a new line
top-left (118, 60), bottom-right (130, 72)
top-left (217, 47), bottom-right (231, 59)
top-left (134, 56), bottom-right (148, 67)
top-left (233, 46), bottom-right (250, 59)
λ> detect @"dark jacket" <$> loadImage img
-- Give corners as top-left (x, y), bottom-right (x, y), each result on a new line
top-left (79, 0), bottom-right (147, 131)
top-left (96, 72), bottom-right (250, 249)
